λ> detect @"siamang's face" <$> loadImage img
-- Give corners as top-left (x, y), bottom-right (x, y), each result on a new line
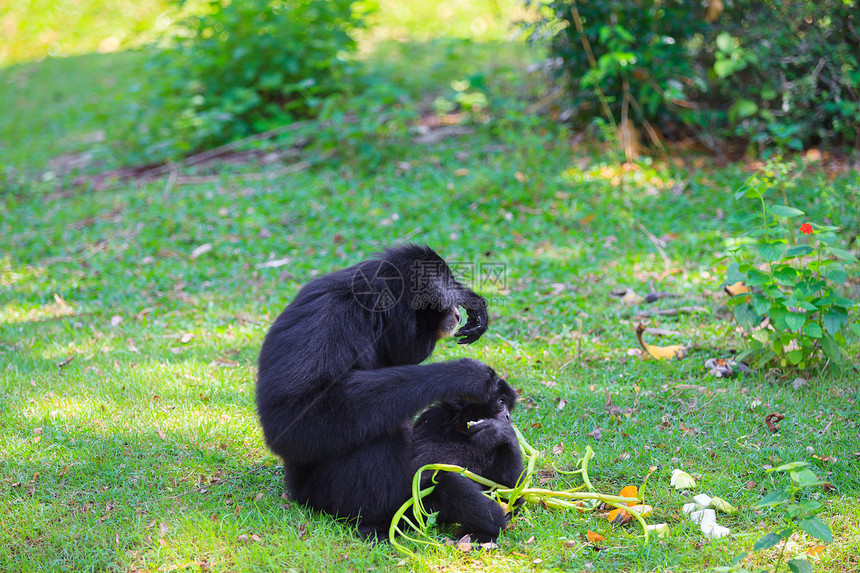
top-left (456, 395), bottom-right (512, 435)
top-left (436, 306), bottom-right (461, 340)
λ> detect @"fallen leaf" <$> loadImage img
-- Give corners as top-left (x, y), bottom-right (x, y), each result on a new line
top-left (607, 508), bottom-right (633, 525)
top-left (552, 443), bottom-right (564, 455)
top-left (587, 427), bottom-right (603, 440)
top-left (586, 530), bottom-right (605, 543)
top-left (766, 412), bottom-right (785, 433)
top-left (190, 243), bottom-right (213, 259)
top-left (180, 332), bottom-right (194, 344)
top-left (110, 315), bottom-right (123, 327)
top-left (557, 398), bottom-right (567, 411)
top-left (670, 469), bottom-right (696, 489)
top-left (618, 486), bottom-right (639, 506)
top-left (611, 288), bottom-right (644, 305)
top-left (210, 357), bottom-right (239, 368)
top-left (635, 323), bottom-right (688, 360)
top-left (646, 523), bottom-right (669, 537)
top-left (806, 545), bottom-right (827, 556)
top-left (705, 0), bottom-right (724, 22)
top-left (256, 258), bottom-right (290, 269)
top-left (628, 504), bottom-right (653, 517)
top-left (710, 497), bottom-right (738, 514)
top-left (724, 281), bottom-right (750, 296)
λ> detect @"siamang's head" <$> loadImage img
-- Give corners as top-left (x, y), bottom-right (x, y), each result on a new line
top-left (419, 379), bottom-right (517, 437)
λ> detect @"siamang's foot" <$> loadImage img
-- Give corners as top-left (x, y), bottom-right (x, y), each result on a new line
top-left (357, 523), bottom-right (389, 545)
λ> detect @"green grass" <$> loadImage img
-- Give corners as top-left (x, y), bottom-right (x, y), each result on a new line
top-left (2, 1), bottom-right (860, 572)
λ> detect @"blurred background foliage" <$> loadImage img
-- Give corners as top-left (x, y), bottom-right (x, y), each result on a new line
top-left (525, 0), bottom-right (860, 152)
top-left (1, 0), bottom-right (858, 171)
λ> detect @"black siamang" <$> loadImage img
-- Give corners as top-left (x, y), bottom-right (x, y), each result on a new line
top-left (411, 379), bottom-right (524, 541)
top-left (257, 245), bottom-right (502, 538)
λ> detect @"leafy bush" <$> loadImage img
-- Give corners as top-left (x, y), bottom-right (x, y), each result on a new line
top-left (525, 0), bottom-right (860, 150)
top-left (722, 161), bottom-right (857, 370)
top-left (132, 0), bottom-right (367, 161)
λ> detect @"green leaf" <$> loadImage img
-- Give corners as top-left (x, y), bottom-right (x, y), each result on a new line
top-left (798, 516), bottom-right (833, 543)
top-left (822, 263), bottom-right (847, 284)
top-left (820, 334), bottom-right (843, 362)
top-left (786, 349), bottom-right (803, 365)
top-left (716, 32), bottom-right (734, 53)
top-left (753, 531), bottom-right (783, 551)
top-left (800, 500), bottom-right (822, 512)
top-left (788, 559), bottom-right (814, 573)
top-left (731, 98), bottom-right (758, 121)
top-left (746, 268), bottom-right (771, 286)
top-left (752, 294), bottom-right (771, 315)
top-left (785, 312), bottom-right (806, 331)
top-left (773, 266), bottom-right (798, 285)
top-left (827, 247), bottom-right (857, 262)
top-left (817, 231), bottom-right (838, 246)
top-left (756, 488), bottom-right (789, 507)
top-left (758, 241), bottom-right (786, 261)
top-left (823, 308), bottom-right (848, 334)
top-left (726, 260), bottom-right (747, 284)
top-left (802, 322), bottom-right (823, 339)
top-left (783, 245), bottom-right (814, 258)
top-left (790, 467), bottom-right (821, 485)
top-left (771, 205), bottom-right (805, 218)
top-left (832, 296), bottom-right (856, 309)
top-left (714, 59), bottom-right (735, 78)
top-left (772, 461), bottom-right (808, 472)
top-left (733, 303), bottom-right (761, 331)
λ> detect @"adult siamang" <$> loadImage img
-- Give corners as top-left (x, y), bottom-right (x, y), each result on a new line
top-left (257, 245), bottom-right (500, 538)
top-left (411, 379), bottom-right (524, 542)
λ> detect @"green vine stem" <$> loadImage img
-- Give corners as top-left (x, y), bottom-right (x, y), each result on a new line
top-left (388, 427), bottom-right (648, 556)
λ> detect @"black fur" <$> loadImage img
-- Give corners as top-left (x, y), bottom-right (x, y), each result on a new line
top-left (411, 380), bottom-right (524, 541)
top-left (256, 245), bottom-right (495, 538)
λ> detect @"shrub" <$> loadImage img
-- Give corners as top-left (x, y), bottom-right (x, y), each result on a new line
top-left (525, 0), bottom-right (860, 150)
top-left (722, 160), bottom-right (857, 371)
top-left (132, 0), bottom-right (367, 161)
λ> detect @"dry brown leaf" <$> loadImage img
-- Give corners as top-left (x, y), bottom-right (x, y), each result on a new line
top-left (210, 357), bottom-right (239, 368)
top-left (724, 281), bottom-right (750, 296)
top-left (635, 323), bottom-right (688, 360)
top-left (607, 508), bottom-right (633, 525)
top-left (705, 0), bottom-right (724, 22)
top-left (617, 118), bottom-right (641, 160)
top-left (618, 486), bottom-right (639, 506)
top-left (586, 530), bottom-right (605, 543)
top-left (552, 443), bottom-right (564, 455)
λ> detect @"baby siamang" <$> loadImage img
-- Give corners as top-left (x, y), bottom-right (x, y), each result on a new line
top-left (257, 245), bottom-right (501, 538)
top-left (411, 379), bottom-right (524, 541)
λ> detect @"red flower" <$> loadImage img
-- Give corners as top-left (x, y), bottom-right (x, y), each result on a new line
top-left (800, 223), bottom-right (813, 235)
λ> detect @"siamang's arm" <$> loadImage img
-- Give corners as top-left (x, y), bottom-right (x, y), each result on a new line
top-left (272, 359), bottom-right (500, 463)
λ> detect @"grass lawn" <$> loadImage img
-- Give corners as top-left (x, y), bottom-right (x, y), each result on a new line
top-left (2, 2), bottom-right (860, 572)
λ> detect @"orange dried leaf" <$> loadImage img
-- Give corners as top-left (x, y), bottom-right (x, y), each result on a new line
top-left (586, 530), bottom-right (605, 543)
top-left (618, 485), bottom-right (639, 506)
top-left (806, 545), bottom-right (827, 557)
top-left (607, 508), bottom-right (633, 525)
top-left (724, 281), bottom-right (750, 296)
top-left (635, 323), bottom-right (688, 360)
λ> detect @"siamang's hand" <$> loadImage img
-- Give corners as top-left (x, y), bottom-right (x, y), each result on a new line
top-left (456, 358), bottom-right (501, 403)
top-left (454, 296), bottom-right (488, 345)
